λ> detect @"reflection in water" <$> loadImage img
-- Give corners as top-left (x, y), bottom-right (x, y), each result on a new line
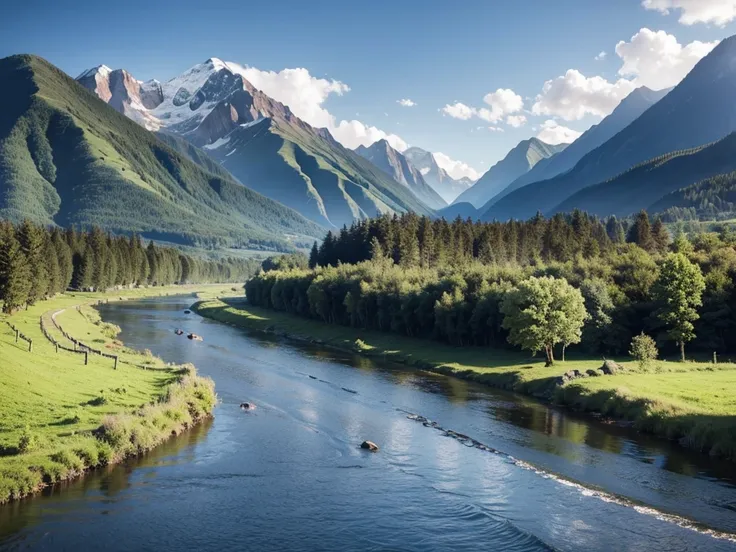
top-left (2, 297), bottom-right (735, 552)
top-left (0, 418), bottom-right (212, 543)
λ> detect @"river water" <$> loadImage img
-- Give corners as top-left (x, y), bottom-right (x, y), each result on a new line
top-left (1, 296), bottom-right (735, 551)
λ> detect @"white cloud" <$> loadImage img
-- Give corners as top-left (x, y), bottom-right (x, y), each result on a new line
top-left (642, 0), bottom-right (736, 26)
top-left (441, 102), bottom-right (475, 120)
top-left (531, 69), bottom-right (636, 120)
top-left (506, 115), bottom-right (527, 128)
top-left (481, 88), bottom-right (524, 123)
top-left (442, 89), bottom-right (523, 124)
top-left (331, 120), bottom-right (408, 151)
top-left (615, 28), bottom-right (719, 89)
top-left (488, 126), bottom-right (504, 132)
top-left (242, 66), bottom-right (349, 129)
top-left (238, 64), bottom-right (411, 153)
top-left (433, 152), bottom-right (482, 180)
top-left (397, 98), bottom-right (416, 107)
top-left (536, 120), bottom-right (583, 145)
top-left (595, 51), bottom-right (607, 61)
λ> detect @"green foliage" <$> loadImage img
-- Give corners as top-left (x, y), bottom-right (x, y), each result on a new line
top-left (629, 333), bottom-right (659, 368)
top-left (261, 253), bottom-right (308, 273)
top-left (652, 253), bottom-right (706, 361)
top-left (500, 276), bottom-right (588, 365)
top-left (17, 426), bottom-right (40, 454)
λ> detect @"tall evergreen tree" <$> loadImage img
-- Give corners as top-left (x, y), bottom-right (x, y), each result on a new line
top-left (17, 220), bottom-right (48, 304)
top-left (0, 222), bottom-right (31, 312)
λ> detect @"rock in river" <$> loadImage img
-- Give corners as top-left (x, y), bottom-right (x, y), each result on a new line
top-left (360, 440), bottom-right (379, 452)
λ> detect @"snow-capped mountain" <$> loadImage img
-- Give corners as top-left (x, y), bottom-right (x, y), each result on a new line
top-left (402, 147), bottom-right (473, 203)
top-left (77, 58), bottom-right (434, 228)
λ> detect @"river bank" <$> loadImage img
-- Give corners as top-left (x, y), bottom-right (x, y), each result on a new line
top-left (192, 297), bottom-right (736, 461)
top-left (0, 285), bottom-right (233, 504)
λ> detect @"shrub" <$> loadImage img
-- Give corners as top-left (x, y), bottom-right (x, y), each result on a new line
top-left (629, 333), bottom-right (658, 368)
top-left (18, 426), bottom-right (40, 454)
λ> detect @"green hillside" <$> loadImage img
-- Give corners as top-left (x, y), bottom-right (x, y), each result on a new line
top-left (0, 55), bottom-right (324, 249)
top-left (650, 171), bottom-right (736, 220)
top-left (207, 117), bottom-right (435, 228)
top-left (551, 133), bottom-right (736, 218)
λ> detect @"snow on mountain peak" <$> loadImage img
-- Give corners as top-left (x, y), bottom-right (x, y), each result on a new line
top-left (77, 64), bottom-right (112, 80)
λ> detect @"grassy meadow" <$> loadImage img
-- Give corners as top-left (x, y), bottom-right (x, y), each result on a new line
top-left (0, 284), bottom-right (233, 504)
top-left (194, 297), bottom-right (736, 460)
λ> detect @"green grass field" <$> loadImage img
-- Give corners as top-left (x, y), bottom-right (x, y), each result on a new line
top-left (193, 297), bottom-right (736, 460)
top-left (0, 284), bottom-right (233, 503)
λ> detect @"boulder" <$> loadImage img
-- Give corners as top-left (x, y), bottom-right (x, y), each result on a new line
top-left (586, 369), bottom-right (600, 377)
top-left (240, 402), bottom-right (256, 410)
top-left (184, 310), bottom-right (191, 314)
top-left (360, 440), bottom-right (379, 452)
top-left (187, 333), bottom-right (203, 341)
top-left (600, 360), bottom-right (623, 375)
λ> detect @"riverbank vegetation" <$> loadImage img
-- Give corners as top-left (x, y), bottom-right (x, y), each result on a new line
top-left (235, 209), bottom-right (736, 458)
top-left (194, 297), bottom-right (736, 460)
top-left (0, 286), bottom-right (227, 504)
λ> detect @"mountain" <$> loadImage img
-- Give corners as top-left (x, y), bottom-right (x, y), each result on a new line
top-left (483, 35), bottom-right (736, 221)
top-left (552, 132), bottom-right (736, 217)
top-left (402, 147), bottom-right (473, 203)
top-left (355, 140), bottom-right (446, 209)
top-left (438, 202), bottom-right (479, 220)
top-left (455, 138), bottom-right (567, 208)
top-left (0, 54), bottom-right (324, 249)
top-left (79, 58), bottom-right (434, 228)
top-left (483, 86), bottom-right (670, 209)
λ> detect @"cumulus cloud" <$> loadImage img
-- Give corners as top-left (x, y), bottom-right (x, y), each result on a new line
top-left (530, 29), bottom-right (716, 121)
top-left (242, 66), bottom-right (349, 129)
top-left (480, 88), bottom-right (524, 123)
top-left (595, 51), bottom-right (607, 61)
top-left (642, 0), bottom-right (736, 26)
top-left (488, 126), bottom-right (505, 132)
top-left (236, 64), bottom-right (412, 153)
top-left (397, 98), bottom-right (416, 107)
top-left (615, 28), bottom-right (719, 89)
top-left (433, 152), bottom-right (482, 180)
top-left (441, 102), bottom-right (475, 120)
top-left (506, 115), bottom-right (527, 128)
top-left (531, 69), bottom-right (636, 120)
top-left (536, 120), bottom-right (583, 145)
top-left (441, 89), bottom-right (523, 124)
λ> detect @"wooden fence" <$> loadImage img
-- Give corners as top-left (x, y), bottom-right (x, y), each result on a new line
top-left (6, 321), bottom-right (33, 352)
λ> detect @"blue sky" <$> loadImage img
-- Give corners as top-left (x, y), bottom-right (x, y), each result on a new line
top-left (2, 0), bottom-right (735, 179)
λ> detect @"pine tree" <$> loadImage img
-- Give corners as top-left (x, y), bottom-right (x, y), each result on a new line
top-left (0, 222), bottom-right (31, 312)
top-left (651, 217), bottom-right (670, 253)
top-left (308, 241), bottom-right (319, 268)
top-left (627, 210), bottom-right (654, 251)
top-left (44, 237), bottom-right (62, 297)
top-left (17, 220), bottom-right (48, 304)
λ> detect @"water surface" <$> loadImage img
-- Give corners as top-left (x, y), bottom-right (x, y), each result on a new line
top-left (1, 296), bottom-right (735, 551)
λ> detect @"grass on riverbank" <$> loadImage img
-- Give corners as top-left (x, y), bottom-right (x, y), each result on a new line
top-left (0, 285), bottom-right (230, 504)
top-left (193, 297), bottom-right (736, 460)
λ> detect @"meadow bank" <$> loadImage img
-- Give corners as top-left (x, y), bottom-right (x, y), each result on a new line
top-left (0, 285), bottom-right (232, 504)
top-left (193, 297), bottom-right (736, 461)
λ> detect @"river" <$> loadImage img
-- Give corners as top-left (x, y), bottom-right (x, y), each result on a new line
top-left (1, 296), bottom-right (735, 551)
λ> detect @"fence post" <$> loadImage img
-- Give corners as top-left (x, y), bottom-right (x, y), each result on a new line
top-left (15, 329), bottom-right (19, 343)
top-left (113, 356), bottom-right (118, 370)
top-left (55, 342), bottom-right (59, 353)
top-left (84, 351), bottom-right (88, 365)
top-left (28, 339), bottom-right (32, 353)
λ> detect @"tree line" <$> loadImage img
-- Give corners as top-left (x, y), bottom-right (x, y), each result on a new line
top-left (0, 220), bottom-right (258, 313)
top-left (308, 210), bottom-right (670, 269)
top-left (250, 212), bottom-right (736, 359)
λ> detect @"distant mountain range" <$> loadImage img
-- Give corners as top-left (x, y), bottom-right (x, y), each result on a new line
top-left (402, 147), bottom-right (473, 203)
top-left (455, 138), bottom-right (567, 208)
top-left (78, 58), bottom-right (434, 228)
top-left (480, 86), bottom-right (670, 212)
top-left (355, 140), bottom-right (446, 210)
top-left (0, 54), bottom-right (325, 250)
top-left (482, 35), bottom-right (736, 221)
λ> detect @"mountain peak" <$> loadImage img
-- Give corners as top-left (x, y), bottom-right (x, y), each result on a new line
top-left (77, 64), bottom-right (112, 80)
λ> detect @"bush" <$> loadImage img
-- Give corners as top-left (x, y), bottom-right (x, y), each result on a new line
top-left (629, 333), bottom-right (658, 368)
top-left (18, 426), bottom-right (40, 453)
